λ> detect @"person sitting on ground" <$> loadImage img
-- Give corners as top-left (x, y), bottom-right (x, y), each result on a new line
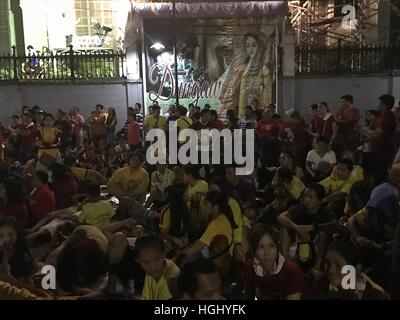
top-left (28, 170), bottom-right (56, 227)
top-left (319, 158), bottom-right (358, 206)
top-left (114, 136), bottom-right (130, 155)
top-left (242, 224), bottom-right (304, 300)
top-left (134, 233), bottom-right (180, 300)
top-left (331, 149), bottom-right (364, 182)
top-left (274, 167), bottom-right (305, 201)
top-left (108, 152), bottom-right (149, 204)
top-left (179, 191), bottom-right (237, 280)
top-left (46, 224), bottom-right (109, 299)
top-left (225, 165), bottom-right (255, 208)
top-left (182, 166), bottom-right (208, 234)
top-left (159, 184), bottom-right (191, 251)
top-left (0, 179), bottom-right (29, 228)
top-left (277, 183), bottom-right (337, 271)
top-left (207, 177), bottom-right (246, 262)
top-left (310, 237), bottom-right (390, 300)
top-left (177, 256), bottom-right (223, 300)
top-left (78, 183), bottom-right (116, 231)
top-left (0, 216), bottom-right (36, 285)
top-left (145, 162), bottom-right (175, 209)
top-left (50, 163), bottom-right (79, 210)
top-left (306, 137), bottom-right (337, 181)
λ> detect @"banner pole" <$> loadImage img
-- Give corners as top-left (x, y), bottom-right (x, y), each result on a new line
top-left (172, 0), bottom-right (180, 106)
top-left (275, 25), bottom-right (279, 114)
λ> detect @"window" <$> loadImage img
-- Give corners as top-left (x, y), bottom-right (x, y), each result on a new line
top-left (74, 0), bottom-right (114, 37)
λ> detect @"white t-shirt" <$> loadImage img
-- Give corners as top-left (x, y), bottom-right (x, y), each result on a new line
top-left (306, 149), bottom-right (337, 170)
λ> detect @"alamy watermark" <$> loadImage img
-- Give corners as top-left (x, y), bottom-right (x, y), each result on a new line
top-left (341, 5), bottom-right (357, 30)
top-left (145, 122), bottom-right (255, 175)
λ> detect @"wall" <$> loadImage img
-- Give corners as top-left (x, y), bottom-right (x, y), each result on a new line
top-left (0, 81), bottom-right (143, 129)
top-left (279, 73), bottom-right (400, 119)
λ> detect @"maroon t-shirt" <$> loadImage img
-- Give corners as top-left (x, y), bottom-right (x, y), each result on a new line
top-left (243, 257), bottom-right (304, 300)
top-left (0, 201), bottom-right (29, 228)
top-left (29, 185), bottom-right (56, 226)
top-left (312, 115), bottom-right (336, 141)
top-left (371, 110), bottom-right (397, 152)
top-left (51, 178), bottom-right (79, 210)
top-left (20, 123), bottom-right (37, 148)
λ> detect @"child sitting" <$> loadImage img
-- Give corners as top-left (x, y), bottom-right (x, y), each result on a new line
top-left (134, 234), bottom-right (180, 300)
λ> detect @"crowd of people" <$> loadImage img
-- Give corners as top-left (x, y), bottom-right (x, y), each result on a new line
top-left (0, 93), bottom-right (400, 300)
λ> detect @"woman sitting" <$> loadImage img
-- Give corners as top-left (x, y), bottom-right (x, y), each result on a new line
top-left (310, 236), bottom-right (390, 300)
top-left (242, 224), bottom-right (304, 300)
top-left (179, 191), bottom-right (238, 280)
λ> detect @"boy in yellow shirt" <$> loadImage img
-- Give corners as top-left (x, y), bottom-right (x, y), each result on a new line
top-left (108, 152), bottom-right (150, 203)
top-left (135, 234), bottom-right (180, 300)
top-left (78, 183), bottom-right (115, 230)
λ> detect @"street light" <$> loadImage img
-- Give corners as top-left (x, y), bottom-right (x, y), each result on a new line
top-left (150, 42), bottom-right (165, 50)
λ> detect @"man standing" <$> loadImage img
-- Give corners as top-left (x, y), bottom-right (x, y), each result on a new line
top-left (144, 104), bottom-right (167, 134)
top-left (334, 94), bottom-right (360, 156)
top-left (69, 106), bottom-right (85, 147)
top-left (362, 94), bottom-right (397, 183)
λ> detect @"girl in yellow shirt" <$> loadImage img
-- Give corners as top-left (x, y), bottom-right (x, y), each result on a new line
top-left (159, 184), bottom-right (191, 249)
top-left (37, 113), bottom-right (61, 160)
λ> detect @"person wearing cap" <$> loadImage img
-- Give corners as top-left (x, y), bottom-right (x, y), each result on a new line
top-left (107, 152), bottom-right (150, 204)
top-left (144, 103), bottom-right (167, 133)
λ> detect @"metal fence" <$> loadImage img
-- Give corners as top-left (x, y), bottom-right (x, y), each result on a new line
top-left (0, 45), bottom-right (127, 81)
top-left (296, 42), bottom-right (400, 75)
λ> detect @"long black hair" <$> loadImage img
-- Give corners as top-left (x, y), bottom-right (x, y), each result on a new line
top-left (204, 191), bottom-right (237, 230)
top-left (168, 183), bottom-right (190, 238)
top-left (4, 179), bottom-right (24, 203)
top-left (0, 216), bottom-right (34, 279)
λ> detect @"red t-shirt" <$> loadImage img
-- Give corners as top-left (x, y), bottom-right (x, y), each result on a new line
top-left (127, 121), bottom-right (141, 146)
top-left (0, 201), bottom-right (29, 228)
top-left (242, 257), bottom-right (304, 300)
top-left (312, 114), bottom-right (336, 141)
top-left (213, 119), bottom-right (224, 131)
top-left (20, 122), bottom-right (37, 147)
top-left (336, 106), bottom-right (360, 134)
top-left (256, 119), bottom-right (280, 139)
top-left (29, 185), bottom-right (56, 226)
top-left (51, 178), bottom-right (79, 210)
top-left (372, 109), bottom-right (397, 151)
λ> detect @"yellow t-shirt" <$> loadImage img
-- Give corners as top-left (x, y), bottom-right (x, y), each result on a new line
top-left (320, 175), bottom-right (357, 195)
top-left (73, 225), bottom-right (109, 253)
top-left (200, 214), bottom-right (233, 255)
top-left (159, 207), bottom-right (171, 232)
top-left (141, 259), bottom-right (180, 300)
top-left (144, 115), bottom-right (167, 131)
top-left (108, 166), bottom-right (150, 198)
top-left (38, 127), bottom-right (60, 159)
top-left (331, 165), bottom-right (364, 182)
top-left (0, 281), bottom-right (40, 300)
top-left (228, 197), bottom-right (243, 244)
top-left (79, 200), bottom-right (116, 230)
top-left (177, 117), bottom-right (193, 143)
top-left (188, 180), bottom-right (209, 204)
top-left (288, 176), bottom-right (305, 200)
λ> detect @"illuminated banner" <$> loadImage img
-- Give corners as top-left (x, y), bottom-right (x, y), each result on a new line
top-left (144, 17), bottom-right (277, 118)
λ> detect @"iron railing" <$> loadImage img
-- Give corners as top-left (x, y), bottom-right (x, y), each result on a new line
top-left (0, 45), bottom-right (127, 81)
top-left (296, 42), bottom-right (400, 75)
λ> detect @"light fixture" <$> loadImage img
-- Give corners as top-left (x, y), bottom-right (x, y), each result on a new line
top-left (151, 42), bottom-right (165, 50)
